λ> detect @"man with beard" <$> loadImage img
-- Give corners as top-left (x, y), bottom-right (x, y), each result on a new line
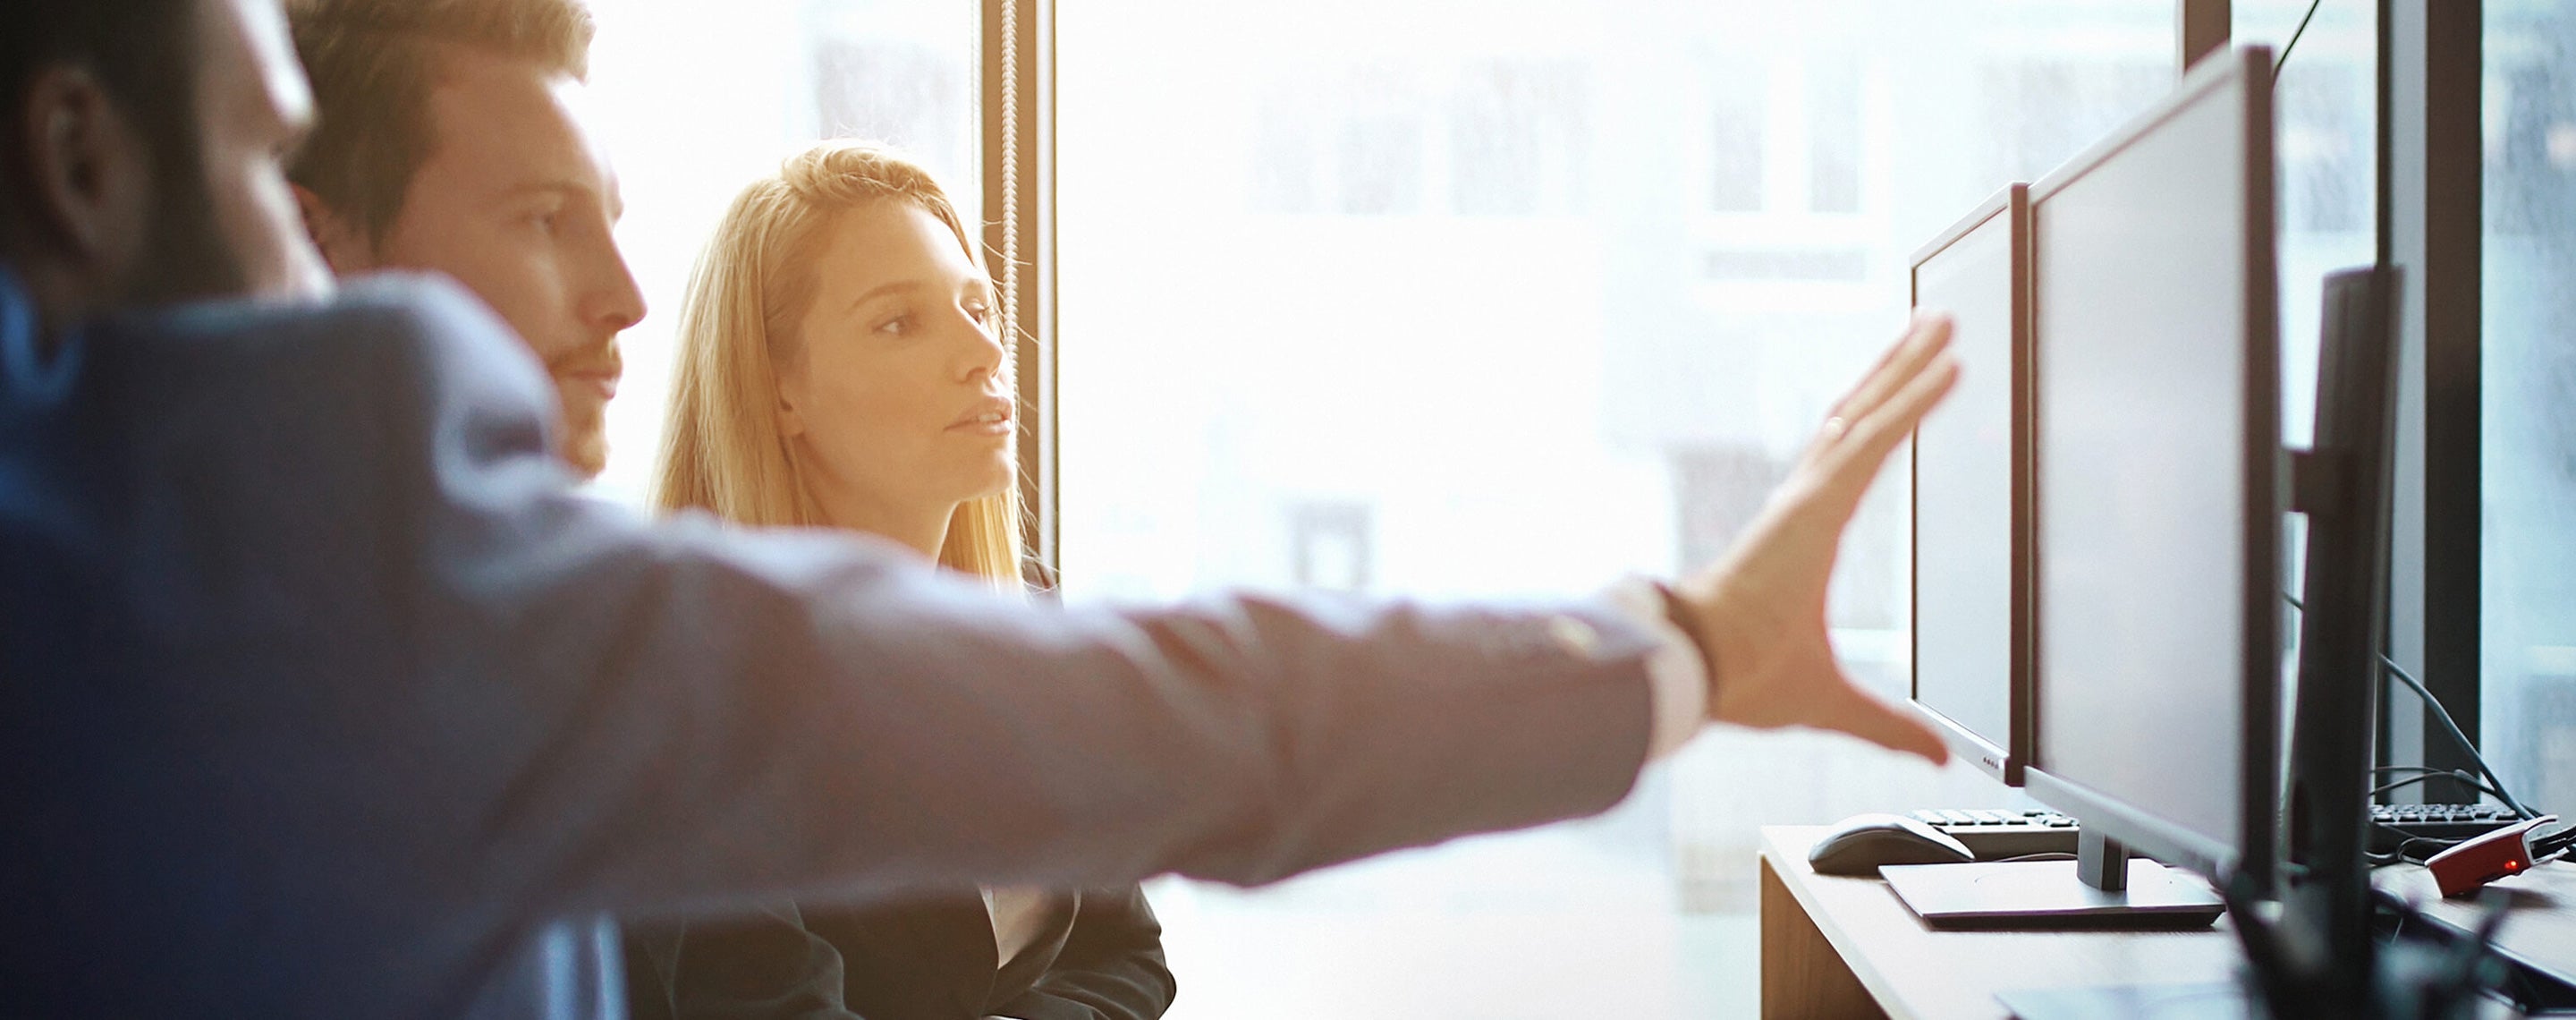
top-left (0, 0), bottom-right (1959, 1016)
top-left (286, 0), bottom-right (640, 478)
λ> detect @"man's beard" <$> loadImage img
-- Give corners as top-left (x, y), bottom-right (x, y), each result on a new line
top-left (561, 421), bottom-right (610, 480)
top-left (558, 394), bottom-right (611, 479)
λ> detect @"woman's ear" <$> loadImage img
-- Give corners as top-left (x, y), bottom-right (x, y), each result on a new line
top-left (774, 379), bottom-right (808, 439)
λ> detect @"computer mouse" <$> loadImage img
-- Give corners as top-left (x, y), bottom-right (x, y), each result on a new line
top-left (1807, 812), bottom-right (1977, 876)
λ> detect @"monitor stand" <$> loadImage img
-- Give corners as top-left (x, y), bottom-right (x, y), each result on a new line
top-left (1995, 982), bottom-right (2258, 1020)
top-left (1881, 830), bottom-right (2224, 930)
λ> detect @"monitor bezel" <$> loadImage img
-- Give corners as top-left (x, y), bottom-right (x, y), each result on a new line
top-left (1907, 183), bottom-right (2033, 787)
top-left (2020, 45), bottom-right (2281, 895)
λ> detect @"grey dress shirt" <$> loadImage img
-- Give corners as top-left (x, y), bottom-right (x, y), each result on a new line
top-left (0, 272), bottom-right (1659, 1018)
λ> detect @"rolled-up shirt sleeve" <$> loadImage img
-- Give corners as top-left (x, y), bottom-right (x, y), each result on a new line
top-left (1599, 578), bottom-right (1710, 761)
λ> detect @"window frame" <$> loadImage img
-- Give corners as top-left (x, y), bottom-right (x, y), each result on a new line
top-left (2382, 0), bottom-right (2485, 800)
top-left (981, 0), bottom-right (1059, 578)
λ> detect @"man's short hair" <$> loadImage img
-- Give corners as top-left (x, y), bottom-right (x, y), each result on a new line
top-left (285, 0), bottom-right (596, 244)
top-left (0, 0), bottom-right (200, 231)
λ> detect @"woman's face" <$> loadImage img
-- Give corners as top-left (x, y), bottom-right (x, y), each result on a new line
top-left (776, 200), bottom-right (1013, 526)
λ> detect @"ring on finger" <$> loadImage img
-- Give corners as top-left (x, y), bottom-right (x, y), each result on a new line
top-left (1821, 416), bottom-right (1848, 441)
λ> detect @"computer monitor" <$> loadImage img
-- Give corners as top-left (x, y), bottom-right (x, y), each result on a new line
top-left (2022, 44), bottom-right (2280, 897)
top-left (2239, 265), bottom-right (2401, 1015)
top-left (1882, 47), bottom-right (2280, 943)
top-left (1909, 184), bottom-right (2032, 786)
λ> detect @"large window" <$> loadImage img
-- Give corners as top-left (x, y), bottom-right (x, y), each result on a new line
top-left (2238, 0), bottom-right (2378, 450)
top-left (2234, 1), bottom-right (2378, 787)
top-left (2483, 3), bottom-right (2576, 824)
top-left (1057, 2), bottom-right (2173, 1016)
top-left (581, 0), bottom-right (979, 506)
top-left (557, 3), bottom-right (2457, 1016)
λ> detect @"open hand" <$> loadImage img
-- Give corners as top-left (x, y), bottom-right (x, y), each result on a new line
top-left (1671, 315), bottom-right (1961, 763)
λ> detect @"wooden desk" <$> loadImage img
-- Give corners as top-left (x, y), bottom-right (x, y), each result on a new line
top-left (1758, 826), bottom-right (2245, 1020)
top-left (2374, 858), bottom-right (2576, 989)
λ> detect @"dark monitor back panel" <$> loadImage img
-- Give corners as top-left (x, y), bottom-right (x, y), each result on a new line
top-left (1909, 183), bottom-right (2031, 786)
top-left (2023, 45), bottom-right (2280, 888)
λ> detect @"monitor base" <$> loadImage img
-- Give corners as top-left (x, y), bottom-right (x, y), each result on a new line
top-left (1997, 982), bottom-right (2257, 1020)
top-left (1882, 859), bottom-right (2225, 930)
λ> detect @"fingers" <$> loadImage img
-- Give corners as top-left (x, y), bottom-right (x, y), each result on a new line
top-left (1849, 316), bottom-right (1953, 427)
top-left (1837, 351), bottom-right (1961, 476)
top-left (1821, 314), bottom-right (1954, 438)
top-left (1823, 677), bottom-right (1953, 765)
top-left (1824, 311), bottom-right (1941, 421)
top-left (1792, 353), bottom-right (1960, 523)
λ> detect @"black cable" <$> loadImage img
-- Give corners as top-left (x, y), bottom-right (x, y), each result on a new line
top-left (2532, 824), bottom-right (2576, 862)
top-left (2366, 822), bottom-right (2474, 863)
top-left (2369, 823), bottom-right (2464, 849)
top-left (2287, 588), bottom-right (2535, 816)
top-left (2368, 834), bottom-right (2462, 867)
top-left (2373, 765), bottom-right (2459, 778)
top-left (1992, 852), bottom-right (2078, 863)
top-left (2372, 772), bottom-right (2512, 803)
top-left (2272, 0), bottom-right (2327, 84)
top-left (2373, 764), bottom-right (2481, 784)
top-left (2382, 654), bottom-right (2538, 819)
top-left (2368, 768), bottom-right (2515, 805)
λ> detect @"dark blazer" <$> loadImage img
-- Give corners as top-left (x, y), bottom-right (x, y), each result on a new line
top-left (0, 272), bottom-right (1658, 1018)
top-left (624, 887), bottom-right (1172, 1020)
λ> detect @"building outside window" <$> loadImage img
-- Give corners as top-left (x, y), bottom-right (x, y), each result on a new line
top-left (564, 1), bottom-right (2417, 1016)
top-left (1057, 1), bottom-right (2188, 1016)
top-left (2482, 1), bottom-right (2576, 826)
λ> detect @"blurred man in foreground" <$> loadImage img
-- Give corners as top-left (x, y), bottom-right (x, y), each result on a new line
top-left (0, 0), bottom-right (1958, 1016)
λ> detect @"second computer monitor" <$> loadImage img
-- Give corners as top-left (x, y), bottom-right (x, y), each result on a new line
top-left (2026, 45), bottom-right (2281, 891)
top-left (1910, 184), bottom-right (2030, 786)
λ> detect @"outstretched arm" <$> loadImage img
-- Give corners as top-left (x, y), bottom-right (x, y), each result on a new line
top-left (1674, 313), bottom-right (1961, 760)
top-left (336, 280), bottom-right (1954, 928)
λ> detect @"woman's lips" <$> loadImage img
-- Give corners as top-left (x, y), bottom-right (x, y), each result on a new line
top-left (949, 396), bottom-right (1014, 436)
top-left (558, 368), bottom-right (620, 403)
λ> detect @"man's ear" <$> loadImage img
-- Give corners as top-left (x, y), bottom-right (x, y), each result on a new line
top-left (16, 65), bottom-right (151, 276)
top-left (291, 183), bottom-right (372, 274)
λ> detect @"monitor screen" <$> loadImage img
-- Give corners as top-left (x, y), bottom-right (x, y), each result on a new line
top-left (2027, 49), bottom-right (2277, 879)
top-left (1911, 191), bottom-right (2025, 783)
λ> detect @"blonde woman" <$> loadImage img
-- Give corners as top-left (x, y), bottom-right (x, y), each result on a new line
top-left (622, 142), bottom-right (1173, 1020)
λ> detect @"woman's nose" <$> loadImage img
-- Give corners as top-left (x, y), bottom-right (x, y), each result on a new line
top-left (956, 311), bottom-right (1009, 382)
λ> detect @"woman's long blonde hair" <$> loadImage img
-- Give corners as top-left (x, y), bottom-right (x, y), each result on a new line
top-left (653, 141), bottom-right (1023, 586)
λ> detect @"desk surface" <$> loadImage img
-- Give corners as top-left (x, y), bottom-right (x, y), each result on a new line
top-left (1759, 826), bottom-right (2246, 1020)
top-left (2375, 857), bottom-right (2576, 986)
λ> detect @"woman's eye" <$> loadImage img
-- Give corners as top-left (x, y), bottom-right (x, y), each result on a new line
top-left (965, 303), bottom-right (994, 327)
top-left (875, 314), bottom-right (913, 336)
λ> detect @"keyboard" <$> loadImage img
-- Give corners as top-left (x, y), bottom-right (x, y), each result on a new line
top-left (2371, 803), bottom-right (2518, 854)
top-left (1907, 808), bottom-right (2081, 860)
